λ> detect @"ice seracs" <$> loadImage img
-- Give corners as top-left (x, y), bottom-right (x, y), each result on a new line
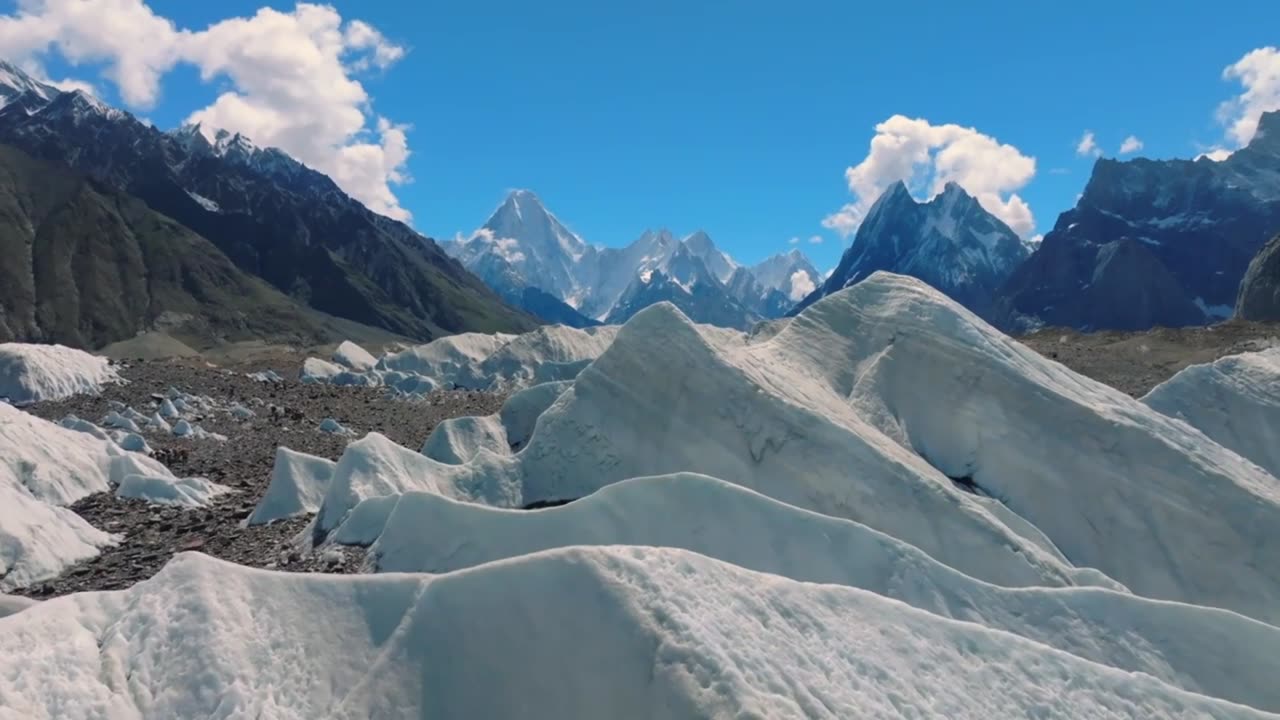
top-left (300, 325), bottom-right (618, 394)
top-left (0, 343), bottom-right (120, 405)
top-left (304, 272), bottom-right (1280, 625)
top-left (0, 403), bottom-right (178, 589)
top-left (116, 475), bottom-right (231, 507)
top-left (1142, 347), bottom-right (1280, 478)
top-left (338, 472), bottom-right (1280, 712)
top-left (2, 548), bottom-right (1277, 719)
top-left (245, 448), bottom-right (336, 526)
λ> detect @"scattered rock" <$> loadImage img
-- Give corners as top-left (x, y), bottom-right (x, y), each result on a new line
top-left (16, 353), bottom-right (507, 598)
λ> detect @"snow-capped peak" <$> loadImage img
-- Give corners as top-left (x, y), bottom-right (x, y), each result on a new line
top-left (0, 60), bottom-right (60, 111)
top-left (681, 229), bottom-right (739, 283)
top-left (750, 249), bottom-right (820, 298)
top-left (35, 88), bottom-right (124, 122)
top-left (796, 180), bottom-right (1029, 318)
top-left (213, 128), bottom-right (259, 158)
top-left (168, 123), bottom-right (215, 154)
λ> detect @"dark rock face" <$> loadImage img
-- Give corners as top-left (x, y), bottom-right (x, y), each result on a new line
top-left (0, 67), bottom-right (533, 341)
top-left (996, 111), bottom-right (1280, 331)
top-left (511, 287), bottom-right (600, 328)
top-left (0, 144), bottom-right (338, 348)
top-left (793, 181), bottom-right (1030, 319)
top-left (1236, 234), bottom-right (1280, 321)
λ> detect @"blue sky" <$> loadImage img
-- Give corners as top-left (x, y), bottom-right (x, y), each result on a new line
top-left (6, 0), bottom-right (1280, 269)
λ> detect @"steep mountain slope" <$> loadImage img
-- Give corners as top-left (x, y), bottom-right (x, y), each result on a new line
top-left (0, 64), bottom-right (533, 340)
top-left (0, 60), bottom-right (58, 108)
top-left (445, 190), bottom-right (816, 326)
top-left (0, 144), bottom-right (351, 348)
top-left (997, 110), bottom-right (1280, 331)
top-left (793, 181), bottom-right (1030, 318)
top-left (447, 189), bottom-right (594, 305)
top-left (1237, 233), bottom-right (1280, 321)
top-left (681, 229), bottom-right (739, 283)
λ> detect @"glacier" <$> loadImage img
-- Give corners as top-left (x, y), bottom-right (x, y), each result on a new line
top-left (1, 549), bottom-right (1277, 719)
top-left (0, 342), bottom-right (120, 405)
top-left (303, 273), bottom-right (1280, 624)
top-left (5, 271), bottom-right (1280, 717)
top-left (1142, 347), bottom-right (1280, 478)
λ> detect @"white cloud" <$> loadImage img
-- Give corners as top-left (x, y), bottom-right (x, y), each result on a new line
top-left (1118, 135), bottom-right (1144, 154)
top-left (12, 58), bottom-right (98, 98)
top-left (1196, 147), bottom-right (1234, 162)
top-left (1075, 131), bottom-right (1101, 157)
top-left (0, 1), bottom-right (413, 221)
top-left (46, 77), bottom-right (94, 94)
top-left (807, 234), bottom-right (823, 244)
top-left (788, 236), bottom-right (801, 245)
top-left (787, 269), bottom-right (816, 302)
top-left (823, 115), bottom-right (1038, 239)
top-left (1218, 46), bottom-right (1280, 147)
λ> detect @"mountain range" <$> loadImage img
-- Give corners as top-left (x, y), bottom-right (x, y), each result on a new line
top-left (444, 190), bottom-right (822, 330)
top-left (792, 112), bottom-right (1280, 332)
top-left (0, 60), bottom-right (533, 348)
top-left (1, 53), bottom-right (1279, 342)
top-left (995, 111), bottom-right (1280, 331)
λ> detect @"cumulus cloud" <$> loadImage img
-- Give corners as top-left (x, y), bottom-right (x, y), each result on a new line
top-left (1118, 135), bottom-right (1144, 155)
top-left (788, 236), bottom-right (801, 245)
top-left (1218, 46), bottom-right (1280, 147)
top-left (1075, 131), bottom-right (1101, 157)
top-left (787, 270), bottom-right (816, 302)
top-left (807, 234), bottom-right (823, 244)
top-left (46, 76), bottom-right (96, 95)
top-left (1196, 147), bottom-right (1234, 162)
top-left (0, 1), bottom-right (413, 221)
top-left (823, 115), bottom-right (1038, 239)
